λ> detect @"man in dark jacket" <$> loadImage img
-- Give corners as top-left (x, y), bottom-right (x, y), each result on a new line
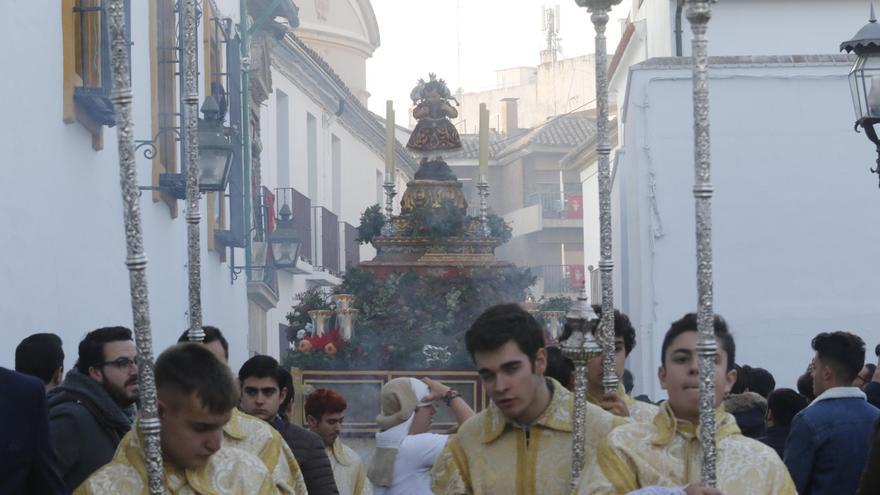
top-left (48, 326), bottom-right (138, 491)
top-left (785, 331), bottom-right (880, 495)
top-left (237, 355), bottom-right (338, 495)
top-left (0, 367), bottom-right (66, 494)
top-left (858, 419), bottom-right (880, 495)
top-left (758, 388), bottom-right (808, 458)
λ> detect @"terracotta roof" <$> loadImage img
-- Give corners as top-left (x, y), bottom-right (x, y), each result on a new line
top-left (497, 114), bottom-right (597, 159)
top-left (443, 133), bottom-right (507, 161)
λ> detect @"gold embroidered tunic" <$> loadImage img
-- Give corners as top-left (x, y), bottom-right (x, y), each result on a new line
top-left (224, 408), bottom-right (308, 495)
top-left (587, 385), bottom-right (659, 424)
top-left (575, 402), bottom-right (796, 495)
top-left (73, 428), bottom-right (276, 495)
top-left (327, 438), bottom-right (372, 495)
top-left (430, 378), bottom-right (624, 495)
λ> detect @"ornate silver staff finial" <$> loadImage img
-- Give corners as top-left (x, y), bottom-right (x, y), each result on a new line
top-left (106, 0), bottom-right (165, 491)
top-left (686, 0), bottom-right (718, 487)
top-left (182, 0), bottom-right (204, 343)
top-left (574, 0), bottom-right (621, 402)
top-left (561, 285), bottom-right (602, 485)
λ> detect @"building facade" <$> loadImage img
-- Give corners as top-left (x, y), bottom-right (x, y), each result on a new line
top-left (582, 0), bottom-right (878, 399)
top-left (445, 110), bottom-right (596, 299)
top-left (0, 0), bottom-right (252, 369)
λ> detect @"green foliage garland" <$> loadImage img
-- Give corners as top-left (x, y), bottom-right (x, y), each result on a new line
top-left (283, 266), bottom-right (536, 371)
top-left (356, 204), bottom-right (385, 244)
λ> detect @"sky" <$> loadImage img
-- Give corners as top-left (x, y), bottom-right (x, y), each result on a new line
top-left (366, 1), bottom-right (632, 127)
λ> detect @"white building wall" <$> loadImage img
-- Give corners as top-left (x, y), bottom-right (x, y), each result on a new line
top-left (624, 0), bottom-right (868, 62)
top-left (0, 2), bottom-right (250, 372)
top-left (580, 162), bottom-right (600, 271)
top-left (260, 66), bottom-right (386, 360)
top-left (616, 59), bottom-right (879, 400)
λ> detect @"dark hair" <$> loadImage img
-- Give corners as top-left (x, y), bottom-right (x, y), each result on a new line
top-left (544, 347), bottom-right (573, 388)
top-left (796, 371), bottom-right (815, 401)
top-left (177, 325), bottom-right (228, 359)
top-left (812, 331), bottom-right (865, 383)
top-left (76, 326), bottom-right (133, 374)
top-left (730, 364), bottom-right (747, 395)
top-left (590, 305), bottom-right (637, 356)
top-left (867, 363), bottom-right (877, 377)
top-left (730, 365), bottom-right (775, 398)
top-left (465, 303), bottom-right (545, 363)
top-left (238, 355), bottom-right (282, 387)
top-left (155, 343), bottom-right (238, 414)
top-left (748, 367), bottom-right (775, 398)
top-left (16, 333), bottom-right (64, 384)
top-left (766, 388), bottom-right (808, 427)
top-left (305, 388), bottom-right (347, 421)
top-left (278, 367), bottom-right (295, 415)
top-left (623, 368), bottom-right (634, 394)
top-left (661, 313), bottom-right (735, 371)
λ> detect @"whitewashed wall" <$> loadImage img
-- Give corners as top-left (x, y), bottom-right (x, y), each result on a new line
top-left (615, 59), bottom-right (880, 400)
top-left (260, 66), bottom-right (387, 360)
top-left (611, 0), bottom-right (870, 127)
top-left (0, 3), bottom-right (251, 373)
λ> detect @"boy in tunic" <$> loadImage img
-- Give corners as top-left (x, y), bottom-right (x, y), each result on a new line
top-left (565, 306), bottom-right (658, 423)
top-left (431, 303), bottom-right (623, 495)
top-left (74, 343), bottom-right (276, 494)
top-left (575, 313), bottom-right (796, 495)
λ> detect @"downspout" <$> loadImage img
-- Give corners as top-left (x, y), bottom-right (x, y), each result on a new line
top-left (240, 0), bottom-right (253, 281)
top-left (675, 0), bottom-right (684, 56)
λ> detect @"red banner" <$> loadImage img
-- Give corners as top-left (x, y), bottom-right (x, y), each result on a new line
top-left (566, 193), bottom-right (583, 219)
top-left (265, 189), bottom-right (276, 233)
top-left (568, 264), bottom-right (585, 289)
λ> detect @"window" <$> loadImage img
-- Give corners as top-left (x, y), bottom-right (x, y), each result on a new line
top-left (204, 2), bottom-right (229, 254)
top-left (331, 134), bottom-right (341, 214)
top-left (307, 113), bottom-right (318, 202)
top-left (276, 91), bottom-right (290, 187)
top-left (149, 0), bottom-right (179, 214)
top-left (62, 0), bottom-right (130, 150)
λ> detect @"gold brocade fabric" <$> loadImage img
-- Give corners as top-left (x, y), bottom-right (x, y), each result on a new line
top-left (430, 378), bottom-right (624, 495)
top-left (73, 427), bottom-right (276, 495)
top-left (327, 438), bottom-right (372, 495)
top-left (224, 408), bottom-right (308, 495)
top-left (575, 402), bottom-right (797, 495)
top-left (587, 385), bottom-right (660, 424)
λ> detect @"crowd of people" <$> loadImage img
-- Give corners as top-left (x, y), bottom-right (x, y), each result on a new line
top-left (1, 304), bottom-right (879, 494)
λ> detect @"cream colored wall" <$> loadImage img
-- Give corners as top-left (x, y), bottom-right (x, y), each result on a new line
top-left (294, 0), bottom-right (380, 105)
top-left (454, 54), bottom-right (600, 134)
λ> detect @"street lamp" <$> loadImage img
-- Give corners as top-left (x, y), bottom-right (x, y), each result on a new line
top-left (196, 95), bottom-right (235, 192)
top-left (268, 204), bottom-right (302, 270)
top-left (154, 95), bottom-right (235, 198)
top-left (841, 5), bottom-right (880, 186)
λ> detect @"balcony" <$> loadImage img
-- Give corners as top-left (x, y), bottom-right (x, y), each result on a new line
top-left (525, 192), bottom-right (584, 224)
top-left (531, 264), bottom-right (585, 297)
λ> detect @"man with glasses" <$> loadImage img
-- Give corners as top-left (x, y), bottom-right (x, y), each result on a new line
top-left (48, 326), bottom-right (139, 491)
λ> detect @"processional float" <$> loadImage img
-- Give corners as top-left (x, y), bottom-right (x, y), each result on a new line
top-left (107, 0), bottom-right (211, 491)
top-left (569, 0), bottom-right (719, 487)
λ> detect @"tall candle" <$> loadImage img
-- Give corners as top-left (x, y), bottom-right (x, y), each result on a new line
top-left (385, 100), bottom-right (395, 183)
top-left (479, 103), bottom-right (489, 183)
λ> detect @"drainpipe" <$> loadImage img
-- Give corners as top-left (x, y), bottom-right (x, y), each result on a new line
top-left (240, 0), bottom-right (253, 281)
top-left (675, 0), bottom-right (684, 56)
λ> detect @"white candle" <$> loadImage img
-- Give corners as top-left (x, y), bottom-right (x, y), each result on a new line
top-left (479, 103), bottom-right (489, 183)
top-left (385, 100), bottom-right (395, 183)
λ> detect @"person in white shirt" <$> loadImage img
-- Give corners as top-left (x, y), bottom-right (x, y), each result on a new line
top-left (368, 377), bottom-right (473, 495)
